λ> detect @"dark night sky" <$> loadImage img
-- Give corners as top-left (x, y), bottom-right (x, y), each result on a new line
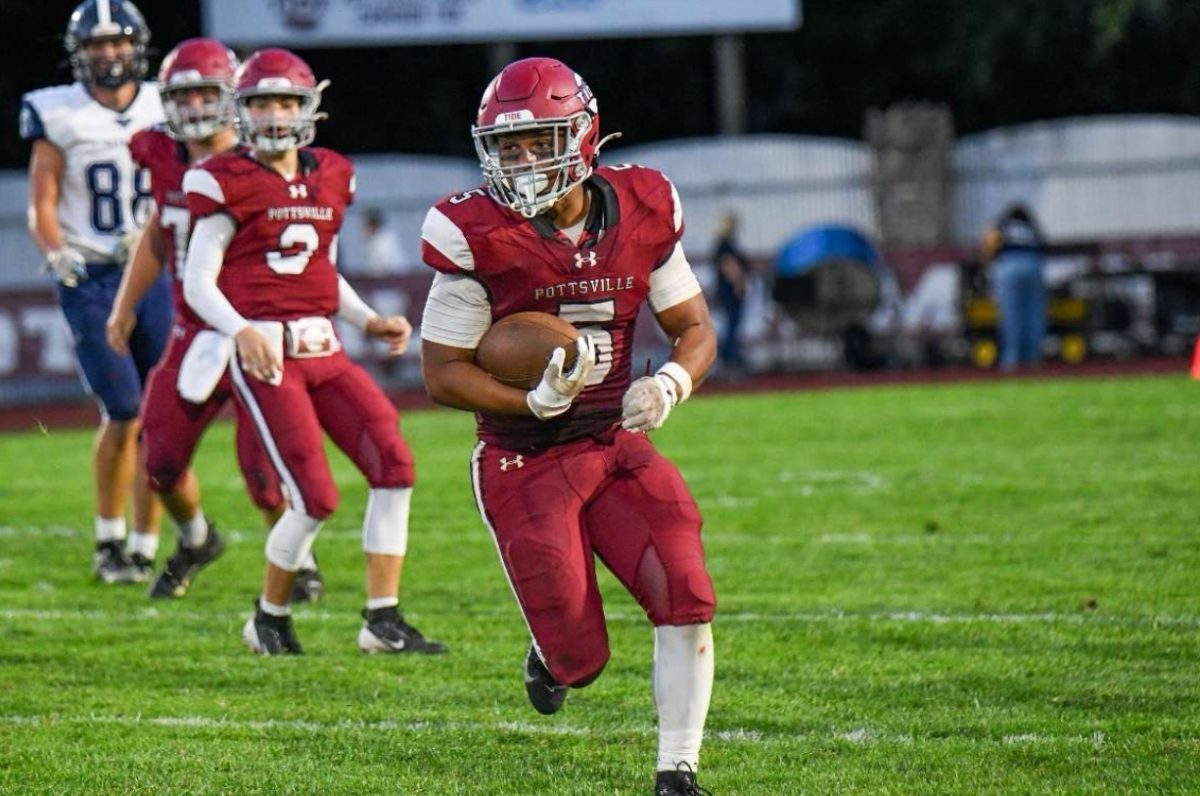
top-left (4, 0), bottom-right (1199, 168)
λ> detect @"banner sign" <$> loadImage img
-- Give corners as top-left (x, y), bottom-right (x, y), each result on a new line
top-left (202, 0), bottom-right (801, 47)
top-left (0, 277), bottom-right (435, 408)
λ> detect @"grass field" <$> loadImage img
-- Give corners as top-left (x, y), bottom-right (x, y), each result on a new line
top-left (1, 373), bottom-right (1199, 794)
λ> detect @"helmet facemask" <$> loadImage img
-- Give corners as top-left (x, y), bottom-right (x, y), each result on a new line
top-left (161, 80), bottom-right (235, 141)
top-left (235, 81), bottom-right (328, 153)
top-left (71, 35), bottom-right (148, 89)
top-left (473, 110), bottom-right (595, 218)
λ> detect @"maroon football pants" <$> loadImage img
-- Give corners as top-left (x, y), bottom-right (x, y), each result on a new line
top-left (141, 324), bottom-right (283, 513)
top-left (230, 349), bottom-right (414, 520)
top-left (472, 430), bottom-right (716, 687)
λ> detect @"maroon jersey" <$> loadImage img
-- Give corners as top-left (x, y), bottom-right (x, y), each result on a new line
top-left (184, 146), bottom-right (354, 321)
top-left (422, 164), bottom-right (683, 449)
top-left (130, 126), bottom-right (207, 327)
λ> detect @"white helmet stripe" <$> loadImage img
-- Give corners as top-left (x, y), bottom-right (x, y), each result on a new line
top-left (97, 0), bottom-right (112, 26)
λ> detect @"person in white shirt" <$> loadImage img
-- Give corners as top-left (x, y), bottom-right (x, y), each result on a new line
top-left (360, 208), bottom-right (405, 275)
top-left (21, 0), bottom-right (167, 584)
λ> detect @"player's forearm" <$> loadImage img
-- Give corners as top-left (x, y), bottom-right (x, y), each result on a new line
top-left (26, 202), bottom-right (62, 255)
top-left (666, 323), bottom-right (717, 387)
top-left (113, 224), bottom-right (165, 315)
top-left (422, 357), bottom-right (532, 415)
top-left (183, 214), bottom-right (249, 337)
top-left (337, 275), bottom-right (379, 329)
top-left (26, 141), bottom-right (65, 255)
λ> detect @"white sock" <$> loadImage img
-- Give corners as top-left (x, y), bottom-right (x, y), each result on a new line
top-left (259, 596), bottom-right (290, 617)
top-left (178, 511), bottom-right (208, 548)
top-left (126, 531), bottom-right (159, 560)
top-left (654, 623), bottom-right (714, 773)
top-left (301, 550), bottom-right (317, 571)
top-left (366, 596), bottom-right (399, 611)
top-left (94, 516), bottom-right (126, 543)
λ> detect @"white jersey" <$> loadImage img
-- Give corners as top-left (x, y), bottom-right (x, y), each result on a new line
top-left (20, 81), bottom-right (163, 263)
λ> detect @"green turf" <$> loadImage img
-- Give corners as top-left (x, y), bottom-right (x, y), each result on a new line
top-left (1, 374), bottom-right (1198, 794)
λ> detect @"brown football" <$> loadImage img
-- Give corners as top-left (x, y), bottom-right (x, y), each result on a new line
top-left (475, 312), bottom-right (580, 390)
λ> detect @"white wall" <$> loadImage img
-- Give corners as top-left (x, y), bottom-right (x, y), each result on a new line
top-left (3, 116), bottom-right (1199, 287)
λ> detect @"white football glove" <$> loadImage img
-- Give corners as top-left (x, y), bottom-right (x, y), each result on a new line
top-left (527, 335), bottom-right (597, 420)
top-left (621, 374), bottom-right (678, 432)
top-left (43, 247), bottom-right (88, 288)
top-left (621, 362), bottom-right (694, 433)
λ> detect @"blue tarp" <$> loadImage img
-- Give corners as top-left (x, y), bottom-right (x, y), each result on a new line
top-left (775, 225), bottom-right (880, 278)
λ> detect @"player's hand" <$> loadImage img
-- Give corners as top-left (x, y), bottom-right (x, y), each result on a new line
top-left (105, 308), bottom-right (136, 356)
top-left (527, 335), bottom-right (596, 420)
top-left (114, 229), bottom-right (140, 265)
top-left (365, 315), bottom-right (412, 357)
top-left (235, 326), bottom-right (283, 383)
top-left (621, 373), bottom-right (679, 432)
top-left (42, 248), bottom-right (88, 288)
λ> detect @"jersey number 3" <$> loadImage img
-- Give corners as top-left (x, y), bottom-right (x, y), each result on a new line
top-left (266, 223), bottom-right (320, 275)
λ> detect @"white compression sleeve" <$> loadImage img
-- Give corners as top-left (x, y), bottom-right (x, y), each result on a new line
top-left (264, 508), bottom-right (323, 572)
top-left (419, 271), bottom-right (491, 348)
top-left (183, 214), bottom-right (249, 337)
top-left (648, 242), bottom-right (703, 313)
top-left (337, 274), bottom-right (378, 330)
top-left (654, 623), bottom-right (715, 773)
top-left (363, 487), bottom-right (411, 555)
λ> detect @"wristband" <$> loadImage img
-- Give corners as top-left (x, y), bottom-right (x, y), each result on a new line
top-left (655, 361), bottom-right (693, 403)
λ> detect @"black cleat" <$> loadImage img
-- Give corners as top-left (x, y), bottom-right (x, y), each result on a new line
top-left (290, 563), bottom-right (324, 603)
top-left (655, 763), bottom-right (710, 796)
top-left (357, 606), bottom-right (447, 654)
top-left (524, 645), bottom-right (568, 715)
top-left (92, 541), bottom-right (145, 584)
top-left (242, 603), bottom-right (303, 655)
top-left (128, 553), bottom-right (155, 583)
top-left (149, 525), bottom-right (225, 599)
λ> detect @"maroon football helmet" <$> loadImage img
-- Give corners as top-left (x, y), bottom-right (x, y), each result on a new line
top-left (157, 38), bottom-right (238, 141)
top-left (233, 48), bottom-right (328, 152)
top-left (472, 57), bottom-right (605, 218)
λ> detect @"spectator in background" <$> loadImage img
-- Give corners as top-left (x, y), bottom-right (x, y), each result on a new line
top-left (983, 203), bottom-right (1047, 369)
top-left (713, 211), bottom-right (751, 377)
top-left (361, 208), bottom-right (404, 275)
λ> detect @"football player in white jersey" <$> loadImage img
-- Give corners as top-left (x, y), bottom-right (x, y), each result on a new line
top-left (21, 0), bottom-right (169, 584)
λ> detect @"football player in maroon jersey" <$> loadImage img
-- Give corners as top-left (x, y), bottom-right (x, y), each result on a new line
top-left (181, 48), bottom-right (444, 656)
top-left (106, 38), bottom-right (326, 602)
top-left (420, 57), bottom-right (717, 795)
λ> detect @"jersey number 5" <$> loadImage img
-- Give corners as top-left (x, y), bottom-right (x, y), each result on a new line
top-left (558, 301), bottom-right (615, 386)
top-left (265, 223), bottom-right (320, 275)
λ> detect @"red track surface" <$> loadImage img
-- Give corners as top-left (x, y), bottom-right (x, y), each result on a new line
top-left (1, 356), bottom-right (1188, 434)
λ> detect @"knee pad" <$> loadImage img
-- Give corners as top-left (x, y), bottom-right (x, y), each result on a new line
top-left (637, 546), bottom-right (717, 626)
top-left (358, 422), bottom-right (415, 488)
top-left (243, 467), bottom-right (286, 514)
top-left (265, 509), bottom-right (323, 571)
top-left (295, 480), bottom-right (338, 520)
top-left (143, 436), bottom-right (186, 494)
top-left (145, 461), bottom-right (184, 494)
top-left (363, 487), bottom-right (410, 555)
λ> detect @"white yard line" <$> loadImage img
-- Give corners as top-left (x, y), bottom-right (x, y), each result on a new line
top-left (1, 606), bottom-right (1197, 628)
top-left (0, 714), bottom-right (1185, 750)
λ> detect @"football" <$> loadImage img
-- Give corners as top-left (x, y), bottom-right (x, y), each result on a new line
top-left (475, 312), bottom-right (580, 389)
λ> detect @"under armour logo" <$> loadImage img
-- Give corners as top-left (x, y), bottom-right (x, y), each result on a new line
top-left (573, 251), bottom-right (597, 269)
top-left (499, 455), bottom-right (524, 471)
top-left (288, 184), bottom-right (308, 199)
